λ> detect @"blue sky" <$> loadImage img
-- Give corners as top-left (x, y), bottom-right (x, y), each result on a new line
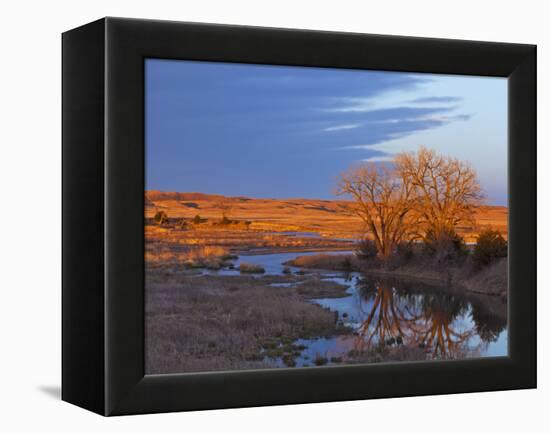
top-left (146, 59), bottom-right (507, 205)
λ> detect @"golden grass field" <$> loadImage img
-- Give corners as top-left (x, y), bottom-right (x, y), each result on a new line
top-left (145, 190), bottom-right (507, 243)
top-left (144, 191), bottom-right (509, 373)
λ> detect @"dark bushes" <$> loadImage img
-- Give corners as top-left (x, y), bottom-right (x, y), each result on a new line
top-left (473, 229), bottom-right (507, 268)
top-left (396, 242), bottom-right (414, 261)
top-left (423, 229), bottom-right (467, 264)
top-left (383, 241), bottom-right (415, 269)
top-left (355, 238), bottom-right (378, 260)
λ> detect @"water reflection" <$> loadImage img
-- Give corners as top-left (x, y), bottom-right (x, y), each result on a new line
top-left (200, 249), bottom-right (507, 364)
top-left (470, 301), bottom-right (507, 343)
top-left (308, 275), bottom-right (507, 364)
top-left (354, 277), bottom-right (497, 359)
top-left (409, 292), bottom-right (476, 358)
top-left (354, 280), bottom-right (411, 350)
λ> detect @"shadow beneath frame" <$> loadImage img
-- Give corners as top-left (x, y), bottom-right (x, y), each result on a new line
top-left (38, 385), bottom-right (61, 400)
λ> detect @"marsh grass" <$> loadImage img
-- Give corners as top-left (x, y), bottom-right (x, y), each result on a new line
top-left (285, 253), bottom-right (361, 271)
top-left (145, 272), bottom-right (350, 374)
top-left (145, 244), bottom-right (231, 269)
top-left (145, 224), bottom-right (354, 253)
top-left (239, 263), bottom-right (265, 274)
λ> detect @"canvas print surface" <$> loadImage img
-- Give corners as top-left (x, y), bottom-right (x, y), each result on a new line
top-left (145, 59), bottom-right (508, 374)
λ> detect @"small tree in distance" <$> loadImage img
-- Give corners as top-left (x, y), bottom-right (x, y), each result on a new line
top-left (193, 214), bottom-right (204, 225)
top-left (215, 199), bottom-right (233, 221)
top-left (153, 210), bottom-right (167, 225)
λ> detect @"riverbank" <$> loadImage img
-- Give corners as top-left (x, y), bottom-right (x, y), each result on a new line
top-left (145, 214), bottom-right (507, 299)
top-left (145, 270), bottom-right (352, 374)
top-left (145, 267), bottom-right (454, 373)
top-left (146, 256), bottom-right (507, 372)
top-left (285, 253), bottom-right (507, 298)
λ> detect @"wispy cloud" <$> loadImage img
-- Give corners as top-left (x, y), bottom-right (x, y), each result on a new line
top-left (404, 113), bottom-right (472, 123)
top-left (324, 95), bottom-right (461, 115)
top-left (362, 155), bottom-right (394, 162)
top-left (362, 112), bottom-right (471, 125)
top-left (408, 96), bottom-right (462, 104)
top-left (323, 123), bottom-right (361, 132)
top-left (323, 98), bottom-right (375, 113)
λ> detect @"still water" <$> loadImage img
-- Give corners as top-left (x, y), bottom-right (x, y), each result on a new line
top-left (298, 273), bottom-right (508, 365)
top-left (205, 250), bottom-right (508, 365)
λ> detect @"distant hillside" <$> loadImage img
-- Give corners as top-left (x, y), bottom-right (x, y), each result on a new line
top-left (144, 190), bottom-right (508, 241)
top-left (146, 190), bottom-right (227, 202)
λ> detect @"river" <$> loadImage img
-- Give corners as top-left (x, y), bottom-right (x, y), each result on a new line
top-left (203, 250), bottom-right (508, 366)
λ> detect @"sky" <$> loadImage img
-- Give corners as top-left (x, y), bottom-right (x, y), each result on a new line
top-left (146, 59), bottom-right (507, 205)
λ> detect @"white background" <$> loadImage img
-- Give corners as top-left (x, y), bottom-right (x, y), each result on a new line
top-left (0, 0), bottom-right (546, 432)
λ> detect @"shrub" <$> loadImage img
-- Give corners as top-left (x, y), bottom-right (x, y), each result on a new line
top-left (341, 256), bottom-right (352, 270)
top-left (423, 228), bottom-right (466, 264)
top-left (193, 214), bottom-right (206, 224)
top-left (355, 238), bottom-right (378, 260)
top-left (395, 242), bottom-right (414, 261)
top-left (153, 210), bottom-right (167, 225)
top-left (473, 229), bottom-right (507, 268)
top-left (387, 241), bottom-right (415, 268)
top-left (220, 216), bottom-right (232, 225)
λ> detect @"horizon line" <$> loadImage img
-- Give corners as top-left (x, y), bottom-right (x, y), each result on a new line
top-left (145, 189), bottom-right (508, 207)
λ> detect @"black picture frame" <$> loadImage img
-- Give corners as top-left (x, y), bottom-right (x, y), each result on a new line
top-left (62, 17), bottom-right (536, 416)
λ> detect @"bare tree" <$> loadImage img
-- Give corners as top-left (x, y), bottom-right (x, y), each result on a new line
top-left (214, 199), bottom-right (233, 220)
top-left (153, 210), bottom-right (168, 225)
top-left (337, 163), bottom-right (416, 258)
top-left (394, 146), bottom-right (483, 240)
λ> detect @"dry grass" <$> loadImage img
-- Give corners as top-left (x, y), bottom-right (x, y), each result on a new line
top-left (143, 191), bottom-right (508, 373)
top-left (146, 224), bottom-right (353, 253)
top-left (145, 272), bottom-right (349, 374)
top-left (145, 245), bottom-right (230, 268)
top-left (239, 263), bottom-right (265, 273)
top-left (185, 245), bottom-right (228, 259)
top-left (145, 190), bottom-right (507, 242)
top-left (285, 253), bottom-right (359, 271)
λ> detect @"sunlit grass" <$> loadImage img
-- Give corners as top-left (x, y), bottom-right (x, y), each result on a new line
top-left (145, 245), bottom-right (229, 267)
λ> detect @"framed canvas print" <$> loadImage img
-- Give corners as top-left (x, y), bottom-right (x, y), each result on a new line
top-left (62, 17), bottom-right (536, 416)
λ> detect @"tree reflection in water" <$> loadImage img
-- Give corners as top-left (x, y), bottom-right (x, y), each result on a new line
top-left (410, 293), bottom-right (475, 358)
top-left (353, 277), bottom-right (494, 359)
top-left (354, 279), bottom-right (415, 351)
top-left (469, 301), bottom-right (507, 343)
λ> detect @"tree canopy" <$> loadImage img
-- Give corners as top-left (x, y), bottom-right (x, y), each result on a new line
top-left (338, 147), bottom-right (483, 258)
